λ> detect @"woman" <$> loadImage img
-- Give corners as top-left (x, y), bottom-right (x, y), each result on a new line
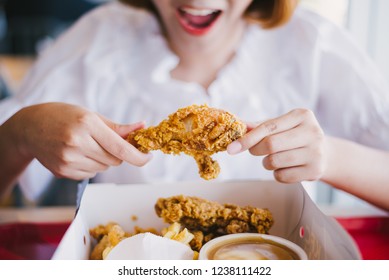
top-left (1, 0), bottom-right (389, 209)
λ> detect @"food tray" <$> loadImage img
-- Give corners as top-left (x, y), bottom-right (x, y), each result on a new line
top-left (52, 180), bottom-right (361, 260)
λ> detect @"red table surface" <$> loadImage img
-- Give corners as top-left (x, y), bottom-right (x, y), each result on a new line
top-left (335, 216), bottom-right (389, 260)
top-left (0, 217), bottom-right (388, 260)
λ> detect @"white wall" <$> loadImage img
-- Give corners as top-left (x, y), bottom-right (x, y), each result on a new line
top-left (301, 0), bottom-right (389, 82)
top-left (347, 0), bottom-right (389, 82)
top-left (300, 0), bottom-right (349, 26)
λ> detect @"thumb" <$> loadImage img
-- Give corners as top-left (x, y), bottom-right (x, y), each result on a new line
top-left (98, 114), bottom-right (145, 138)
top-left (243, 121), bottom-right (260, 132)
top-left (114, 122), bottom-right (146, 138)
top-left (245, 120), bottom-right (267, 132)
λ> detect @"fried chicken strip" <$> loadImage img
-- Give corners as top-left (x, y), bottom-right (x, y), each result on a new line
top-left (128, 104), bottom-right (247, 180)
top-left (155, 195), bottom-right (274, 250)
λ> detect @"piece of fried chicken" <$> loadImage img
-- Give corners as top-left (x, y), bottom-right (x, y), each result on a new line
top-left (128, 104), bottom-right (247, 180)
top-left (155, 195), bottom-right (274, 251)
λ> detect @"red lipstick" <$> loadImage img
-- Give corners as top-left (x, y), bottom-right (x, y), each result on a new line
top-left (176, 6), bottom-right (222, 36)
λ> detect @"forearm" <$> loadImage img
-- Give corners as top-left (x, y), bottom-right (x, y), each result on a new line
top-left (0, 112), bottom-right (33, 200)
top-left (323, 136), bottom-right (389, 211)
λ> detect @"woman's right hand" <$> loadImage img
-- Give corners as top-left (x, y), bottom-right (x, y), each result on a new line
top-left (10, 102), bottom-right (152, 180)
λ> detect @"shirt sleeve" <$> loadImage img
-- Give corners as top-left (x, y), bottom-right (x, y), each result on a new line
top-left (315, 22), bottom-right (389, 150)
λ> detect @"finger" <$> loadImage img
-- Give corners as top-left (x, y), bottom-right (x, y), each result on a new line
top-left (84, 135), bottom-right (123, 166)
top-left (99, 114), bottom-right (145, 138)
top-left (76, 157), bottom-right (110, 173)
top-left (249, 125), bottom-right (314, 156)
top-left (228, 110), bottom-right (305, 155)
top-left (51, 164), bottom-right (99, 180)
top-left (262, 147), bottom-right (308, 170)
top-left (92, 119), bottom-right (153, 166)
top-left (244, 121), bottom-right (262, 131)
top-left (116, 122), bottom-right (145, 138)
top-left (50, 155), bottom-right (109, 178)
top-left (54, 169), bottom-right (98, 181)
top-left (273, 164), bottom-right (324, 183)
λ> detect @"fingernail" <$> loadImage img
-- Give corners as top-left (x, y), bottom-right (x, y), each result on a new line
top-left (227, 141), bottom-right (242, 155)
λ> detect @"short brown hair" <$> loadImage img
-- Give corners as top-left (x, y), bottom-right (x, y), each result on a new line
top-left (119, 0), bottom-right (297, 29)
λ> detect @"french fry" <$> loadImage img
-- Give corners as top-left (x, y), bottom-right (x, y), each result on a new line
top-left (163, 222), bottom-right (195, 246)
top-left (102, 246), bottom-right (113, 260)
top-left (108, 224), bottom-right (126, 246)
top-left (172, 228), bottom-right (194, 245)
top-left (193, 251), bottom-right (199, 260)
top-left (163, 222), bottom-right (181, 239)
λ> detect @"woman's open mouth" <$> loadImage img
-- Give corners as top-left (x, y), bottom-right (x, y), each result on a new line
top-left (176, 6), bottom-right (222, 36)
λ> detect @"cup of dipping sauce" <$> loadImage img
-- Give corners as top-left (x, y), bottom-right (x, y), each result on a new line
top-left (198, 233), bottom-right (307, 260)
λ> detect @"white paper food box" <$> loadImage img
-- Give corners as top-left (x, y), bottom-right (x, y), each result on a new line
top-left (52, 180), bottom-right (361, 260)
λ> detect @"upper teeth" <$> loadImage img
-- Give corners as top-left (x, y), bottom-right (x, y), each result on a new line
top-left (180, 7), bottom-right (218, 16)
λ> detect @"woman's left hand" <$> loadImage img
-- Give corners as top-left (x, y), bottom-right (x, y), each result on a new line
top-left (227, 109), bottom-right (327, 183)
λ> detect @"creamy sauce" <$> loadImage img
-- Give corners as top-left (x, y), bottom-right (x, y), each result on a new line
top-left (208, 238), bottom-right (300, 260)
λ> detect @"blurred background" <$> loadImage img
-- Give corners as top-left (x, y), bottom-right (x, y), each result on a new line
top-left (0, 0), bottom-right (112, 54)
top-left (0, 0), bottom-right (388, 209)
top-left (0, 0), bottom-right (108, 94)
top-left (0, 0), bottom-right (388, 97)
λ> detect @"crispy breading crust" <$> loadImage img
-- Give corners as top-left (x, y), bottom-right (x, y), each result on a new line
top-left (128, 104), bottom-right (246, 180)
top-left (89, 223), bottom-right (127, 260)
top-left (155, 195), bottom-right (274, 250)
top-left (89, 194), bottom-right (274, 258)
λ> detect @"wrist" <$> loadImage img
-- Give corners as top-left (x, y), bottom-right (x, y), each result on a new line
top-left (321, 136), bottom-right (350, 188)
top-left (0, 109), bottom-right (34, 198)
top-left (2, 108), bottom-right (34, 164)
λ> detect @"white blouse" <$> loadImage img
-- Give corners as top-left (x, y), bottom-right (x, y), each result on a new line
top-left (1, 1), bottom-right (388, 201)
